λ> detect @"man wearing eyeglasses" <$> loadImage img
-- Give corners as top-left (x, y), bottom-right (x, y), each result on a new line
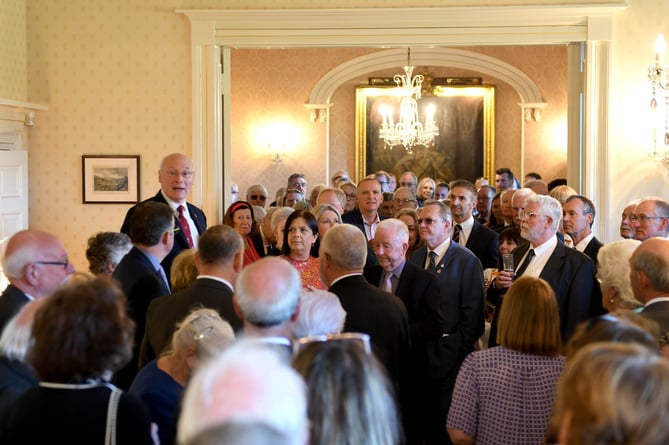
top-left (398, 171), bottom-right (418, 195)
top-left (632, 197), bottom-right (669, 241)
top-left (393, 187), bottom-right (418, 211)
top-left (120, 153), bottom-right (207, 281)
top-left (409, 200), bottom-right (485, 445)
top-left (0, 230), bottom-right (74, 335)
top-left (488, 195), bottom-right (600, 347)
top-left (246, 184), bottom-right (269, 208)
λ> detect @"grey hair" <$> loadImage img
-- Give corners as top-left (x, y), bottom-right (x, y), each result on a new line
top-left (376, 218), bottom-right (409, 244)
top-left (0, 299), bottom-right (44, 361)
top-left (168, 308), bottom-right (235, 360)
top-left (292, 289), bottom-right (346, 339)
top-left (526, 195), bottom-right (562, 232)
top-left (597, 240), bottom-right (643, 308)
top-left (320, 224), bottom-right (367, 270)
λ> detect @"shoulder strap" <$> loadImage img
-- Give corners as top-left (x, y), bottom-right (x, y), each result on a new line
top-left (105, 387), bottom-right (123, 445)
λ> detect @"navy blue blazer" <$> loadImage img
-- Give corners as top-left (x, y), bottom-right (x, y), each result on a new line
top-left (409, 242), bottom-right (485, 380)
top-left (463, 220), bottom-right (499, 269)
top-left (111, 247), bottom-right (171, 389)
top-left (0, 285), bottom-right (30, 336)
top-left (139, 277), bottom-right (242, 368)
top-left (583, 236), bottom-right (603, 265)
top-left (120, 190), bottom-right (207, 281)
top-left (488, 240), bottom-right (600, 346)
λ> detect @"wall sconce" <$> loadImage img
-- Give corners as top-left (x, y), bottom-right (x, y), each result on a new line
top-left (24, 111), bottom-right (35, 127)
top-left (263, 123), bottom-right (296, 165)
top-left (648, 34), bottom-right (669, 171)
top-left (267, 141), bottom-right (285, 164)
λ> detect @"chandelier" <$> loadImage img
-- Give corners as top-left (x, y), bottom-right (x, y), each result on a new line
top-left (648, 34), bottom-right (669, 172)
top-left (379, 49), bottom-right (439, 154)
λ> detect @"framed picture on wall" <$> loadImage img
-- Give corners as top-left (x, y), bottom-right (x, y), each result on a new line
top-left (355, 84), bottom-right (495, 183)
top-left (82, 155), bottom-right (140, 204)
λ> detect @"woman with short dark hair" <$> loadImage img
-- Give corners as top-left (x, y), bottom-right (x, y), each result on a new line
top-left (1, 275), bottom-right (153, 444)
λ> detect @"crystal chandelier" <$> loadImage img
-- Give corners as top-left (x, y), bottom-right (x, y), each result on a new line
top-left (648, 34), bottom-right (669, 172)
top-left (379, 49), bottom-right (439, 154)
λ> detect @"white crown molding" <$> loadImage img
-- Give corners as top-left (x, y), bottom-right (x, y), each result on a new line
top-left (178, 3), bottom-right (627, 47)
top-left (306, 48), bottom-right (546, 111)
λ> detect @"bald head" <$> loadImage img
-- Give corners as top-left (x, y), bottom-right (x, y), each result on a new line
top-left (234, 257), bottom-right (301, 329)
top-left (158, 153), bottom-right (195, 203)
top-left (630, 237), bottom-right (669, 303)
top-left (2, 230), bottom-right (74, 299)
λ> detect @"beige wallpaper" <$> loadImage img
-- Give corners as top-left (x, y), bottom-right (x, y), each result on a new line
top-left (9, 0), bottom-right (667, 272)
top-left (0, 0), bottom-right (27, 101)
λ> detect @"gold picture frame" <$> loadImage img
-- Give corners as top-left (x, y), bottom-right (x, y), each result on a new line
top-left (355, 85), bottom-right (495, 183)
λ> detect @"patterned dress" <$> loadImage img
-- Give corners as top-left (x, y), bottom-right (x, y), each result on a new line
top-left (281, 255), bottom-right (327, 289)
top-left (447, 346), bottom-right (565, 445)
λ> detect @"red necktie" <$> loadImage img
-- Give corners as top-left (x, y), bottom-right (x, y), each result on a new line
top-left (178, 205), bottom-right (194, 248)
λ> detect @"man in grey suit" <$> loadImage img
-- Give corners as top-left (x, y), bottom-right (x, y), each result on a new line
top-left (140, 225), bottom-right (245, 367)
top-left (631, 237), bottom-right (669, 346)
top-left (409, 200), bottom-right (485, 445)
top-left (0, 230), bottom-right (74, 335)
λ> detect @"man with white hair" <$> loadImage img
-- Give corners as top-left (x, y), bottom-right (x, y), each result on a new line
top-left (0, 230), bottom-right (74, 335)
top-left (488, 195), bottom-right (600, 345)
top-left (291, 289), bottom-right (346, 339)
top-left (178, 341), bottom-right (309, 445)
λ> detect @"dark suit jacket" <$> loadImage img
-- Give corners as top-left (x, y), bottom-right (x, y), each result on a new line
top-left (487, 240), bottom-right (599, 346)
top-left (111, 247), bottom-right (171, 389)
top-left (0, 285), bottom-right (30, 335)
top-left (328, 275), bottom-right (409, 384)
top-left (409, 242), bottom-right (485, 381)
top-left (139, 277), bottom-right (242, 368)
top-left (250, 231), bottom-right (268, 258)
top-left (341, 209), bottom-right (386, 266)
top-left (583, 236), bottom-right (603, 265)
top-left (120, 190), bottom-right (207, 281)
top-left (640, 300), bottom-right (669, 343)
top-left (364, 261), bottom-right (443, 346)
top-left (463, 220), bottom-right (500, 269)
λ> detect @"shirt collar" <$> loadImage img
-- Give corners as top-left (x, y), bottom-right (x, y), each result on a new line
top-left (197, 275), bottom-right (234, 291)
top-left (574, 232), bottom-right (594, 252)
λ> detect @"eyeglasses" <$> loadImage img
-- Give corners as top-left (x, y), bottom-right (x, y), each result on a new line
top-left (345, 193), bottom-right (356, 200)
top-left (293, 332), bottom-right (371, 355)
top-left (250, 195), bottom-right (267, 201)
top-left (162, 169), bottom-right (194, 179)
top-left (394, 198), bottom-right (416, 204)
top-left (520, 211), bottom-right (544, 220)
top-left (417, 218), bottom-right (444, 225)
top-left (399, 182), bottom-right (416, 187)
top-left (629, 214), bottom-right (668, 222)
top-left (33, 260), bottom-right (70, 270)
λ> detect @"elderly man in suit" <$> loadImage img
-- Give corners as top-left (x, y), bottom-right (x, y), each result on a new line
top-left (632, 196), bottom-right (669, 241)
top-left (563, 194), bottom-right (603, 263)
top-left (0, 230), bottom-right (74, 335)
top-left (488, 195), bottom-right (600, 347)
top-left (112, 201), bottom-right (174, 389)
top-left (364, 218), bottom-right (443, 445)
top-left (120, 153), bottom-right (207, 282)
top-left (448, 179), bottom-right (499, 269)
top-left (140, 225), bottom-right (245, 367)
top-left (630, 237), bottom-right (669, 346)
top-left (409, 199), bottom-right (485, 445)
top-left (319, 224), bottom-right (409, 388)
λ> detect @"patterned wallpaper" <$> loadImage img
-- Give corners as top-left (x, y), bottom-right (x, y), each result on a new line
top-left (232, 45), bottom-right (568, 202)
top-left (6, 0), bottom-right (666, 272)
top-left (0, 0), bottom-right (27, 101)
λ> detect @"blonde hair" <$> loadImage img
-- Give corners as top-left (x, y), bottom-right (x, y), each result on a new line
top-left (553, 342), bottom-right (669, 445)
top-left (497, 276), bottom-right (562, 356)
top-left (170, 248), bottom-right (198, 292)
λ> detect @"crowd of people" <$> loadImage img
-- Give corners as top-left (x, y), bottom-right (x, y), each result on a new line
top-left (0, 153), bottom-right (668, 444)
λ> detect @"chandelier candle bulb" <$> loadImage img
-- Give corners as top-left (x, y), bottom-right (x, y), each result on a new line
top-left (656, 34), bottom-right (666, 65)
